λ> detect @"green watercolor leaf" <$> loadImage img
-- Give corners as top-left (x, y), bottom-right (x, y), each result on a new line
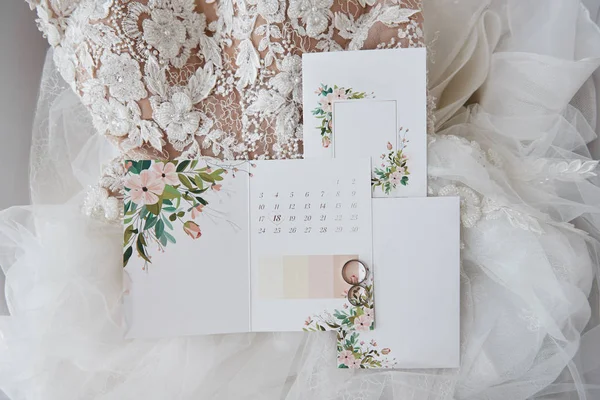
top-left (162, 185), bottom-right (181, 200)
top-left (176, 160), bottom-right (190, 172)
top-left (178, 174), bottom-right (194, 190)
top-left (136, 234), bottom-right (151, 263)
top-left (155, 219), bottom-right (165, 239)
top-left (123, 246), bottom-right (133, 267)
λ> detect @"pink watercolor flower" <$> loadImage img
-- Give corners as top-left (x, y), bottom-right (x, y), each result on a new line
top-left (360, 341), bottom-right (365, 346)
top-left (386, 142), bottom-right (393, 150)
top-left (126, 170), bottom-right (164, 205)
top-left (364, 307), bottom-right (374, 319)
top-left (151, 162), bottom-right (179, 186)
top-left (354, 315), bottom-right (373, 331)
top-left (370, 339), bottom-right (377, 346)
top-left (125, 161), bottom-right (133, 171)
top-left (348, 357), bottom-right (362, 369)
top-left (319, 93), bottom-right (335, 112)
top-left (322, 137), bottom-right (331, 148)
top-left (305, 316), bottom-right (313, 326)
top-left (342, 303), bottom-right (349, 309)
top-left (212, 184), bottom-right (222, 191)
top-left (338, 350), bottom-right (355, 367)
top-left (191, 204), bottom-right (204, 219)
top-left (183, 221), bottom-right (201, 239)
top-left (381, 348), bottom-right (391, 355)
top-left (390, 171), bottom-right (402, 185)
top-left (332, 88), bottom-right (347, 100)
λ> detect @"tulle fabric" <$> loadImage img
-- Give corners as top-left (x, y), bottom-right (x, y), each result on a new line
top-left (1, 0), bottom-right (600, 399)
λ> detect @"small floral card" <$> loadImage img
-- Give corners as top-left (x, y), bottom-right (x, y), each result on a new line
top-left (331, 197), bottom-right (461, 369)
top-left (302, 48), bottom-right (427, 198)
top-left (122, 157), bottom-right (375, 337)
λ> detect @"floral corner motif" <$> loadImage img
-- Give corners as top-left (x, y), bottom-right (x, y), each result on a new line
top-left (123, 159), bottom-right (252, 270)
top-left (302, 281), bottom-right (395, 369)
top-left (337, 333), bottom-right (397, 369)
top-left (311, 84), bottom-right (374, 148)
top-left (372, 128), bottom-right (411, 195)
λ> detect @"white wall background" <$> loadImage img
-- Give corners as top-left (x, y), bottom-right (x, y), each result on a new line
top-left (0, 1), bottom-right (47, 210)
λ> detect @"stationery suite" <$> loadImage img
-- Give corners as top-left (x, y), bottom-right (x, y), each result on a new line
top-left (123, 158), bottom-right (375, 336)
top-left (123, 48), bottom-right (461, 370)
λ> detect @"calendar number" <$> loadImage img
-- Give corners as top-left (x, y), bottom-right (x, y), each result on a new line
top-left (335, 226), bottom-right (343, 233)
top-left (320, 215), bottom-right (327, 221)
top-left (274, 227), bottom-right (281, 234)
top-left (319, 227), bottom-right (328, 233)
top-left (289, 227), bottom-right (297, 233)
top-left (258, 228), bottom-right (266, 234)
top-left (304, 227), bottom-right (312, 234)
top-left (350, 214), bottom-right (358, 220)
top-left (304, 215), bottom-right (312, 222)
top-left (289, 204), bottom-right (296, 210)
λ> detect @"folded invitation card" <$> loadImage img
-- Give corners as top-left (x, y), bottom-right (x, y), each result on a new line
top-left (122, 158), bottom-right (375, 337)
top-left (302, 48), bottom-right (427, 197)
top-left (324, 197), bottom-right (461, 369)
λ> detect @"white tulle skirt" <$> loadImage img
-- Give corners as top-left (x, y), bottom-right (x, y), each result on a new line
top-left (2, 1), bottom-right (600, 399)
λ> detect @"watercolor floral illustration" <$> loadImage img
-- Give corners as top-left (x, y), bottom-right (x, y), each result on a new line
top-left (304, 281), bottom-right (396, 368)
top-left (372, 127), bottom-right (411, 195)
top-left (123, 159), bottom-right (251, 270)
top-left (312, 84), bottom-right (373, 148)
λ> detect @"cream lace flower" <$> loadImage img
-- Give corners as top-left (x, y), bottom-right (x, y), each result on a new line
top-left (438, 184), bottom-right (482, 228)
top-left (251, 0), bottom-right (286, 23)
top-left (288, 0), bottom-right (334, 38)
top-left (89, 0), bottom-right (113, 20)
top-left (80, 78), bottom-right (107, 106)
top-left (82, 186), bottom-right (120, 222)
top-left (98, 53), bottom-right (147, 102)
top-left (271, 55), bottom-right (303, 103)
top-left (155, 92), bottom-right (201, 147)
top-left (142, 9), bottom-right (187, 60)
top-left (91, 98), bottom-right (135, 137)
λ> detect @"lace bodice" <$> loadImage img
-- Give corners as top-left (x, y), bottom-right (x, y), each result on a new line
top-left (26, 0), bottom-right (423, 220)
top-left (27, 0), bottom-right (423, 162)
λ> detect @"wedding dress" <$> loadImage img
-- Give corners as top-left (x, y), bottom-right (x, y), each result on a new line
top-left (1, 0), bottom-right (599, 399)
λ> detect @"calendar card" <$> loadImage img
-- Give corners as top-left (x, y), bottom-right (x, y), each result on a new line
top-left (302, 48), bottom-right (427, 198)
top-left (325, 197), bottom-right (461, 369)
top-left (249, 159), bottom-right (373, 332)
top-left (122, 158), bottom-right (374, 337)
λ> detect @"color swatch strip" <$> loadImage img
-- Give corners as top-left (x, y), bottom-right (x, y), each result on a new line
top-left (258, 255), bottom-right (356, 299)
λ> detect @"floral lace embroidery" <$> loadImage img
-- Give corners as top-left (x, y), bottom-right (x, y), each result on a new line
top-left (26, 0), bottom-right (423, 221)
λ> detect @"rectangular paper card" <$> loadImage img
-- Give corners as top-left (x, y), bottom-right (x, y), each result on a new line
top-left (122, 158), bottom-right (374, 337)
top-left (302, 48), bottom-right (427, 198)
top-left (333, 197), bottom-right (461, 369)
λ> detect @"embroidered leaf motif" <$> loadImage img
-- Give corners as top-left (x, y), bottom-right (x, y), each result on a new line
top-left (235, 39), bottom-right (260, 88)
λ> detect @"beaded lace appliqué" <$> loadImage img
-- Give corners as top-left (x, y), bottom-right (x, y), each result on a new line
top-left (27, 0), bottom-right (423, 221)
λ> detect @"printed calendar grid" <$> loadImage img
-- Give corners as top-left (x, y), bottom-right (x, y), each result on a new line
top-left (253, 178), bottom-right (363, 237)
